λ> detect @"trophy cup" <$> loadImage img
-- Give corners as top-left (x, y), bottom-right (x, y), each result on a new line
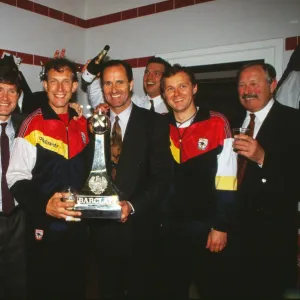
top-left (74, 111), bottom-right (121, 219)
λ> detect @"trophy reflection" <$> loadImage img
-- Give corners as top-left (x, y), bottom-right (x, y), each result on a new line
top-left (74, 111), bottom-right (121, 219)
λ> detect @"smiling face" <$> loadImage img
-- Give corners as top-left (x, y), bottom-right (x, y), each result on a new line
top-left (238, 65), bottom-right (277, 112)
top-left (163, 71), bottom-right (197, 119)
top-left (43, 67), bottom-right (78, 114)
top-left (102, 64), bottom-right (133, 114)
top-left (0, 83), bottom-right (19, 121)
top-left (143, 62), bottom-right (165, 98)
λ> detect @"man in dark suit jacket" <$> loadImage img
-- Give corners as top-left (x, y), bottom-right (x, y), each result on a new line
top-left (233, 62), bottom-right (300, 299)
top-left (88, 60), bottom-right (172, 300)
top-left (0, 66), bottom-right (26, 299)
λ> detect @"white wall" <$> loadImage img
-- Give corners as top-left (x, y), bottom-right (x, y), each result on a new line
top-left (84, 0), bottom-right (300, 96)
top-left (33, 0), bottom-right (86, 19)
top-left (1, 0), bottom-right (299, 113)
top-left (85, 0), bottom-right (162, 19)
top-left (0, 3), bottom-right (85, 92)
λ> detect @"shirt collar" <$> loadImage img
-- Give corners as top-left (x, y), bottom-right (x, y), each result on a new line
top-left (0, 116), bottom-right (12, 125)
top-left (246, 98), bottom-right (274, 123)
top-left (147, 94), bottom-right (163, 104)
top-left (0, 116), bottom-right (13, 132)
top-left (110, 101), bottom-right (133, 124)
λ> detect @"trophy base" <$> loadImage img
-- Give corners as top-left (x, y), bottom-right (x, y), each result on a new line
top-left (74, 194), bottom-right (121, 219)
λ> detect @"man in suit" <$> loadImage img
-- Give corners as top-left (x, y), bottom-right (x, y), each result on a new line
top-left (233, 62), bottom-right (300, 299)
top-left (0, 65), bottom-right (26, 299)
top-left (88, 59), bottom-right (172, 300)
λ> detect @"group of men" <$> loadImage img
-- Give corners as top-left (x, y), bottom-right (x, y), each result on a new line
top-left (0, 50), bottom-right (299, 300)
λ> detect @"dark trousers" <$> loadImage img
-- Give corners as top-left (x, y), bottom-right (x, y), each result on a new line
top-left (162, 219), bottom-right (240, 300)
top-left (240, 226), bottom-right (297, 299)
top-left (0, 208), bottom-right (26, 300)
top-left (90, 218), bottom-right (157, 300)
top-left (26, 219), bottom-right (88, 300)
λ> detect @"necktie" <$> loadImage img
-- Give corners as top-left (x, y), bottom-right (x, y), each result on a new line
top-left (149, 99), bottom-right (155, 112)
top-left (111, 116), bottom-right (122, 180)
top-left (237, 113), bottom-right (255, 186)
top-left (1, 123), bottom-right (15, 214)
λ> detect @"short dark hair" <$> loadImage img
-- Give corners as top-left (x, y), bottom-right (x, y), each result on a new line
top-left (43, 57), bottom-right (78, 82)
top-left (0, 66), bottom-right (21, 93)
top-left (236, 62), bottom-right (277, 85)
top-left (146, 56), bottom-right (171, 71)
top-left (100, 60), bottom-right (133, 84)
top-left (160, 64), bottom-right (196, 93)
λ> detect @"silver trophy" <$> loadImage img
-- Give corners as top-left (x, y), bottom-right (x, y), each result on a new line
top-left (74, 111), bottom-right (121, 219)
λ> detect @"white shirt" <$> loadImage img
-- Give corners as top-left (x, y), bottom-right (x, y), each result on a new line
top-left (242, 98), bottom-right (274, 138)
top-left (87, 77), bottom-right (168, 114)
top-left (135, 94), bottom-right (169, 114)
top-left (0, 117), bottom-right (17, 211)
top-left (110, 102), bottom-right (133, 140)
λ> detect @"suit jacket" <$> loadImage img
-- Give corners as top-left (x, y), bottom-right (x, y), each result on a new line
top-left (238, 101), bottom-right (300, 253)
top-left (11, 113), bottom-right (25, 137)
top-left (87, 104), bottom-right (172, 219)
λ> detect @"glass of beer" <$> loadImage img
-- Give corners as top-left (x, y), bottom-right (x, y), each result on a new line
top-left (61, 187), bottom-right (77, 210)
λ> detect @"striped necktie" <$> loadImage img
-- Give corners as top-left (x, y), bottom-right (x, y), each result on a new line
top-left (111, 116), bottom-right (122, 181)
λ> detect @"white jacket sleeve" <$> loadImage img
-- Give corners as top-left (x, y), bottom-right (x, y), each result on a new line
top-left (7, 137), bottom-right (36, 188)
top-left (87, 78), bottom-right (104, 108)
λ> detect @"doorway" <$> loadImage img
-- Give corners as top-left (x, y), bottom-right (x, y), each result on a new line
top-left (190, 59), bottom-right (263, 127)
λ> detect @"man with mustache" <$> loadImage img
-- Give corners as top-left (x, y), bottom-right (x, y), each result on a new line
top-left (233, 62), bottom-right (300, 299)
top-left (85, 56), bottom-right (171, 114)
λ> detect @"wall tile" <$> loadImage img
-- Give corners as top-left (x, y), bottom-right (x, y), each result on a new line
top-left (33, 55), bottom-right (50, 66)
top-left (137, 56), bottom-right (153, 67)
top-left (1, 0), bottom-right (17, 6)
top-left (33, 2), bottom-right (48, 16)
top-left (285, 36), bottom-right (297, 51)
top-left (17, 0), bottom-right (33, 11)
top-left (156, 1), bottom-right (174, 13)
top-left (124, 58), bottom-right (138, 68)
top-left (121, 8), bottom-right (138, 21)
top-left (49, 7), bottom-right (63, 21)
top-left (8, 0), bottom-right (216, 28)
top-left (16, 51), bottom-right (33, 64)
top-left (88, 16), bottom-right (106, 28)
top-left (0, 49), bottom-right (17, 57)
top-left (63, 13), bottom-right (76, 25)
top-left (175, 0), bottom-right (194, 9)
top-left (105, 12), bottom-right (121, 24)
top-left (138, 4), bottom-right (155, 17)
top-left (76, 18), bottom-right (87, 28)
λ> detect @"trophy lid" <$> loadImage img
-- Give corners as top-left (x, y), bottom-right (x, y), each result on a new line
top-left (89, 111), bottom-right (111, 135)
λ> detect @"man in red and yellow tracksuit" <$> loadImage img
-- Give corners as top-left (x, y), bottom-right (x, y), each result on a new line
top-left (7, 58), bottom-right (89, 300)
top-left (161, 64), bottom-right (238, 300)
